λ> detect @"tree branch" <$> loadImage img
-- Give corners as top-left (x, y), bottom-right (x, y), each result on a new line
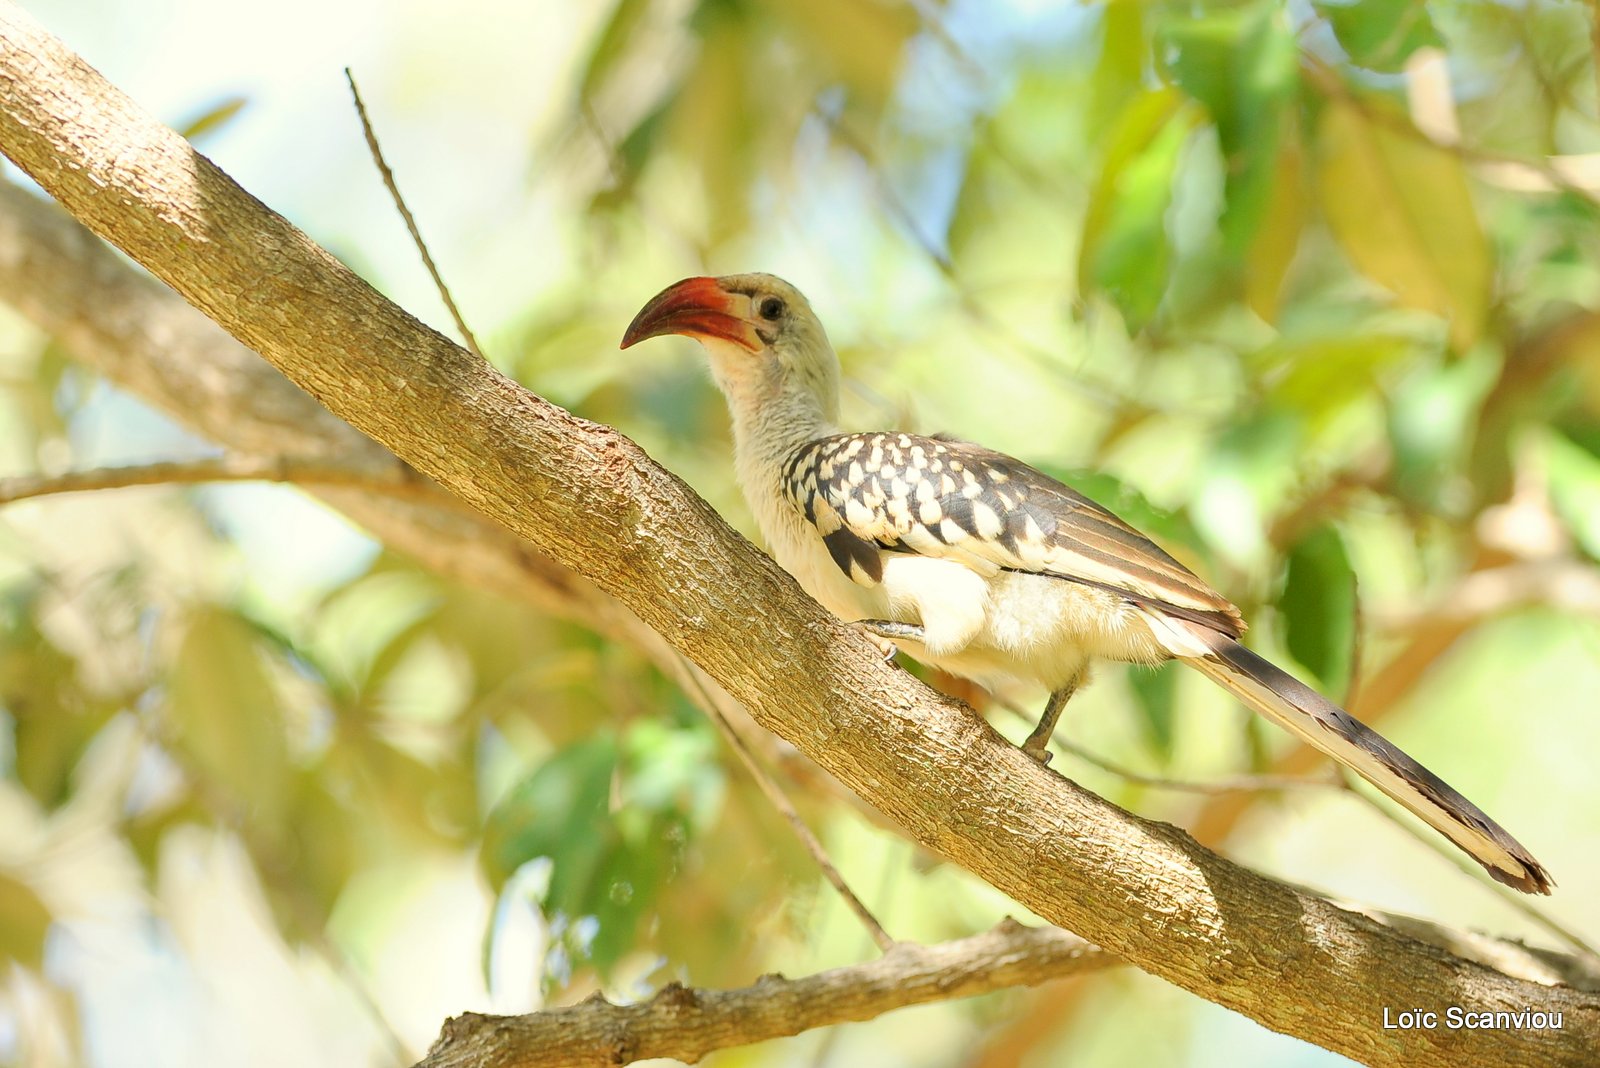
top-left (0, 158), bottom-right (764, 788)
top-left (418, 921), bottom-right (1112, 1068)
top-left (2, 7), bottom-right (1596, 1065)
top-left (0, 454), bottom-right (441, 505)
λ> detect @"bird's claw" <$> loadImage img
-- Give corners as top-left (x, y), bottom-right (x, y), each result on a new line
top-left (861, 629), bottom-right (900, 663)
top-left (1021, 743), bottom-right (1053, 766)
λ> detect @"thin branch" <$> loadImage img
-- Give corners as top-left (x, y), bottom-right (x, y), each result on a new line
top-left (1343, 569), bottom-right (1366, 710)
top-left (415, 920), bottom-right (1113, 1068)
top-left (816, 110), bottom-right (1149, 414)
top-left (678, 654), bottom-right (896, 953)
top-left (1055, 735), bottom-right (1339, 795)
top-left (344, 68), bottom-right (484, 360)
top-left (993, 696), bottom-right (1339, 796)
top-left (0, 454), bottom-right (447, 507)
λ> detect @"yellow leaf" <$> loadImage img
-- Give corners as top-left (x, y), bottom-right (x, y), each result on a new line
top-left (669, 19), bottom-right (756, 243)
top-left (765, 0), bottom-right (918, 110)
top-left (0, 870), bottom-right (52, 970)
top-left (177, 95), bottom-right (248, 142)
top-left (1317, 96), bottom-right (1489, 350)
top-left (168, 609), bottom-right (290, 825)
top-left (1245, 131), bottom-right (1308, 322)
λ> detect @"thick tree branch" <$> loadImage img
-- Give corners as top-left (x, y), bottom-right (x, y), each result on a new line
top-left (0, 170), bottom-right (754, 769)
top-left (419, 921), bottom-right (1111, 1068)
top-left (2, 8), bottom-right (1596, 1066)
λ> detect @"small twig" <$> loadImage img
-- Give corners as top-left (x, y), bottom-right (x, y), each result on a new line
top-left (1059, 736), bottom-right (1339, 795)
top-left (1343, 583), bottom-right (1366, 710)
top-left (0, 454), bottom-right (448, 507)
top-left (344, 68), bottom-right (484, 360)
top-left (993, 696), bottom-right (1339, 795)
top-left (677, 654), bottom-right (896, 953)
top-left (815, 110), bottom-right (1154, 414)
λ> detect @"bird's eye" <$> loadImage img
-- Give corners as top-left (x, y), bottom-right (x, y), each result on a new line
top-left (758, 296), bottom-right (786, 321)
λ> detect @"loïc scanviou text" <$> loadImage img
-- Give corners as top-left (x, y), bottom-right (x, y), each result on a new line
top-left (1382, 1007), bottom-right (1563, 1031)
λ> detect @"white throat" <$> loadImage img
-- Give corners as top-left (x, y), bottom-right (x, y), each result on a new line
top-left (702, 337), bottom-right (839, 547)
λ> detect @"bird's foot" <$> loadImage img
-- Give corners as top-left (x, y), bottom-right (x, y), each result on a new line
top-left (866, 632), bottom-right (899, 662)
top-left (857, 620), bottom-right (925, 664)
top-left (1020, 740), bottom-right (1054, 766)
top-left (1019, 680), bottom-right (1083, 769)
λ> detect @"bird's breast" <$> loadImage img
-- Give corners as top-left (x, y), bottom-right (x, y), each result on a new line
top-left (751, 480), bottom-right (885, 621)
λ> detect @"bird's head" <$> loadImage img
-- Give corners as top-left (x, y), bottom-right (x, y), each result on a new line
top-left (620, 273), bottom-right (840, 426)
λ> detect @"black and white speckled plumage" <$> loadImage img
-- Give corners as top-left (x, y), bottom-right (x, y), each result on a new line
top-left (780, 431), bottom-right (1243, 636)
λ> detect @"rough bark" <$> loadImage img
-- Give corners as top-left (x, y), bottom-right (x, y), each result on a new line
top-left (2, 6), bottom-right (1597, 1066)
top-left (420, 922), bottom-right (1111, 1068)
top-left (0, 173), bottom-right (720, 726)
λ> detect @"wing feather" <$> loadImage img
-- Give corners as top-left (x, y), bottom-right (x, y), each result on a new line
top-left (782, 433), bottom-right (1243, 636)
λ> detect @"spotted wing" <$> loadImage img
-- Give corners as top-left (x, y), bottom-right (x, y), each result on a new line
top-left (781, 432), bottom-right (1243, 635)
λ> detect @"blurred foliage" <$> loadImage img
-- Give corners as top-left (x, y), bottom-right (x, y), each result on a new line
top-left (5, 1), bottom-right (1600, 1065)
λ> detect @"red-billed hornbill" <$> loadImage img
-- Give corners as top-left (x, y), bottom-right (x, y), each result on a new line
top-left (621, 272), bottom-right (1552, 895)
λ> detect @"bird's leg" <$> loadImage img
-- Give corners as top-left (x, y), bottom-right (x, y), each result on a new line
top-left (1021, 666), bottom-right (1088, 765)
top-left (857, 619), bottom-right (925, 662)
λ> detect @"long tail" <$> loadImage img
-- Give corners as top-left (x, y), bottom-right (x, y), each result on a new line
top-left (1173, 630), bottom-right (1552, 894)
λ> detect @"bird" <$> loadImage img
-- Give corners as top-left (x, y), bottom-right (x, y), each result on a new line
top-left (619, 272), bottom-right (1554, 895)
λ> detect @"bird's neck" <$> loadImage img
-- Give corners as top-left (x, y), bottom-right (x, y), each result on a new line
top-left (728, 386), bottom-right (835, 484)
top-left (720, 384), bottom-right (836, 548)
top-left (703, 340), bottom-right (841, 540)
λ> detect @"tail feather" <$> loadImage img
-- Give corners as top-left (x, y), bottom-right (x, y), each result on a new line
top-left (1180, 634), bottom-right (1552, 895)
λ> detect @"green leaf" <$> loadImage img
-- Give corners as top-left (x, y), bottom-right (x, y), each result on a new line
top-left (770, 0), bottom-right (918, 112)
top-left (1127, 662), bottom-right (1181, 763)
top-left (1086, 2), bottom-right (1146, 141)
top-left (1313, 0), bottom-right (1442, 74)
top-left (667, 15), bottom-right (759, 244)
top-left (167, 608), bottom-right (291, 825)
top-left (1316, 95), bottom-right (1490, 351)
top-left (176, 95), bottom-right (249, 142)
top-left (310, 570), bottom-right (442, 695)
top-left (577, 0), bottom-right (653, 104)
top-left (1386, 349), bottom-right (1499, 509)
top-left (1279, 524), bottom-right (1358, 691)
top-left (1079, 89), bottom-right (1199, 329)
top-left (0, 870), bottom-right (52, 970)
top-left (286, 774), bottom-right (360, 927)
top-left (1191, 412), bottom-right (1302, 568)
top-left (1542, 429), bottom-right (1600, 563)
top-left (479, 725), bottom-right (712, 979)
top-left (480, 738), bottom-right (655, 976)
top-left (1257, 333), bottom-right (1414, 430)
top-left (0, 594), bottom-right (118, 808)
top-left (480, 738), bottom-right (618, 896)
top-left (1159, 1), bottom-right (1299, 254)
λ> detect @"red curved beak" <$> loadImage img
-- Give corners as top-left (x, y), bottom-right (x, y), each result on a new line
top-left (620, 276), bottom-right (761, 353)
